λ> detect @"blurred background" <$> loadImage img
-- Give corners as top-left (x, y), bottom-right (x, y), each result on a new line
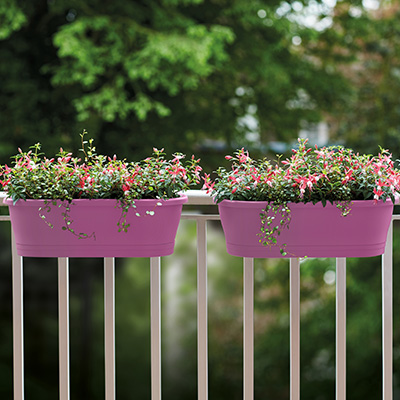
top-left (1, 0), bottom-right (400, 398)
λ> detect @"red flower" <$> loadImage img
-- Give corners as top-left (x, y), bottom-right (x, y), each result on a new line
top-left (78, 176), bottom-right (85, 188)
top-left (373, 187), bottom-right (384, 200)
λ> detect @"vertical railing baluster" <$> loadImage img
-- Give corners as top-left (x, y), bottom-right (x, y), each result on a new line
top-left (104, 258), bottom-right (116, 400)
top-left (243, 257), bottom-right (254, 400)
top-left (151, 257), bottom-right (162, 400)
top-left (12, 231), bottom-right (24, 400)
top-left (58, 257), bottom-right (70, 400)
top-left (290, 258), bottom-right (300, 400)
top-left (382, 222), bottom-right (393, 400)
top-left (197, 219), bottom-right (208, 400)
top-left (336, 258), bottom-right (346, 400)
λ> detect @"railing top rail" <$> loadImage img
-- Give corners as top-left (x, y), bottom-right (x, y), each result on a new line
top-left (0, 192), bottom-right (7, 206)
top-left (184, 190), bottom-right (214, 205)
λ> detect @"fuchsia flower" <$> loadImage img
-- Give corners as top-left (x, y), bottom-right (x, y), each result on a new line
top-left (168, 164), bottom-right (186, 180)
top-left (207, 138), bottom-right (400, 207)
top-left (172, 154), bottom-right (184, 162)
top-left (0, 134), bottom-right (202, 204)
top-left (342, 170), bottom-right (354, 185)
top-left (252, 174), bottom-right (261, 187)
top-left (78, 176), bottom-right (86, 189)
top-left (1, 178), bottom-right (10, 187)
top-left (237, 148), bottom-right (250, 163)
top-left (293, 175), bottom-right (317, 198)
top-left (202, 174), bottom-right (215, 192)
top-left (374, 187), bottom-right (384, 200)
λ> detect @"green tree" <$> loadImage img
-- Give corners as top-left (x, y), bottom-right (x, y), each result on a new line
top-left (0, 0), bottom-right (350, 165)
top-left (306, 1), bottom-right (400, 156)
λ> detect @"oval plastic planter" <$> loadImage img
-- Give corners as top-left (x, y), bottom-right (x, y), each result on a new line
top-left (218, 200), bottom-right (394, 258)
top-left (5, 196), bottom-right (187, 258)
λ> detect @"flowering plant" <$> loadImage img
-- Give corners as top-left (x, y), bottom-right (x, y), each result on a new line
top-left (204, 138), bottom-right (400, 255)
top-left (0, 131), bottom-right (202, 236)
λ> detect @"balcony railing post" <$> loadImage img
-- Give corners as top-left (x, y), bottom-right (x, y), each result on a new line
top-left (290, 258), bottom-right (300, 400)
top-left (151, 257), bottom-right (162, 400)
top-left (12, 229), bottom-right (24, 400)
top-left (243, 257), bottom-right (254, 400)
top-left (197, 219), bottom-right (208, 400)
top-left (104, 258), bottom-right (116, 400)
top-left (382, 221), bottom-right (393, 400)
top-left (58, 257), bottom-right (70, 400)
top-left (336, 258), bottom-right (346, 400)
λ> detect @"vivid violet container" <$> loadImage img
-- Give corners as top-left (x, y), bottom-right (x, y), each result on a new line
top-left (218, 200), bottom-right (393, 258)
top-left (5, 196), bottom-right (187, 258)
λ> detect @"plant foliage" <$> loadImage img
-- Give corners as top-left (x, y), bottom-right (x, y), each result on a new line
top-left (0, 131), bottom-right (202, 204)
top-left (205, 138), bottom-right (400, 205)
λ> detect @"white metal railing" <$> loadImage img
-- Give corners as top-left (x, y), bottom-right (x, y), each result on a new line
top-left (0, 190), bottom-right (396, 400)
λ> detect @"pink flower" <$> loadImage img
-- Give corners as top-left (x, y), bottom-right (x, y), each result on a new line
top-left (78, 177), bottom-right (85, 189)
top-left (1, 178), bottom-right (10, 187)
top-left (342, 170), bottom-right (354, 184)
top-left (172, 154), bottom-right (184, 162)
top-left (237, 148), bottom-right (249, 163)
top-left (373, 187), bottom-right (384, 200)
top-left (202, 174), bottom-right (215, 192)
top-left (252, 174), bottom-right (261, 187)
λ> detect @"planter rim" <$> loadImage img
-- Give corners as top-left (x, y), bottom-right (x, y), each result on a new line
top-left (4, 195), bottom-right (188, 207)
top-left (218, 198), bottom-right (393, 209)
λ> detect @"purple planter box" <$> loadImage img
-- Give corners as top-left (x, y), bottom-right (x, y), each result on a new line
top-left (5, 196), bottom-right (187, 258)
top-left (218, 200), bottom-right (394, 258)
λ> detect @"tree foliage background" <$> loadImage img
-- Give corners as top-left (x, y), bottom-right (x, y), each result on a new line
top-left (1, 0), bottom-right (400, 399)
top-left (0, 0), bottom-right (362, 162)
top-left (2, 0), bottom-right (400, 160)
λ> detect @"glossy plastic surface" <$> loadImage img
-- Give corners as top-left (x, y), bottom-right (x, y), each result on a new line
top-left (218, 200), bottom-right (393, 258)
top-left (5, 197), bottom-right (187, 257)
